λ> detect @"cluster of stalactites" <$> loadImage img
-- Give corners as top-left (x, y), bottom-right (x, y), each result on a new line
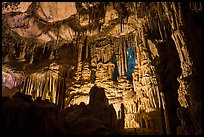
top-left (127, 2), bottom-right (185, 41)
top-left (189, 2), bottom-right (202, 13)
top-left (19, 63), bottom-right (61, 104)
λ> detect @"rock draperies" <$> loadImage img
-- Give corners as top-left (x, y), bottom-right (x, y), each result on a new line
top-left (171, 28), bottom-right (202, 135)
top-left (131, 27), bottom-right (163, 134)
top-left (171, 30), bottom-right (193, 108)
top-left (19, 63), bottom-right (65, 106)
top-left (68, 26), bottom-right (164, 133)
top-left (161, 2), bottom-right (202, 135)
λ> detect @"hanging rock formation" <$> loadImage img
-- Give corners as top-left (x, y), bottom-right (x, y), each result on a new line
top-left (2, 2), bottom-right (202, 135)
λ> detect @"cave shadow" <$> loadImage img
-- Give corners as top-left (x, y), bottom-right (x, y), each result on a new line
top-left (88, 85), bottom-right (118, 132)
top-left (155, 38), bottom-right (182, 135)
top-left (117, 103), bottom-right (125, 129)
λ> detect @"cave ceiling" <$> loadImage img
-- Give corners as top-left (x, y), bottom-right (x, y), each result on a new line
top-left (2, 2), bottom-right (202, 89)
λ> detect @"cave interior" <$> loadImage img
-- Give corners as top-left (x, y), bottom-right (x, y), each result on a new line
top-left (2, 2), bottom-right (203, 135)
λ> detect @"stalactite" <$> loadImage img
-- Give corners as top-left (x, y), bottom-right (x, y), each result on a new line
top-left (141, 25), bottom-right (149, 60)
top-left (85, 37), bottom-right (89, 59)
top-left (22, 77), bottom-right (27, 94)
top-left (157, 2), bottom-right (162, 23)
top-left (129, 34), bottom-right (131, 47)
top-left (178, 2), bottom-right (183, 27)
top-left (42, 81), bottom-right (46, 100)
top-left (77, 38), bottom-right (83, 73)
top-left (49, 76), bottom-right (52, 100)
top-left (43, 46), bottom-right (46, 55)
top-left (120, 37), bottom-right (125, 76)
top-left (30, 80), bottom-right (34, 96)
top-left (171, 30), bottom-right (186, 64)
top-left (158, 21), bottom-right (164, 41)
top-left (131, 33), bottom-right (134, 47)
top-left (29, 50), bottom-right (34, 64)
top-left (49, 49), bottom-right (54, 60)
top-left (33, 79), bottom-right (37, 98)
top-left (55, 79), bottom-right (58, 103)
top-left (134, 31), bottom-right (140, 66)
top-left (123, 38), bottom-right (128, 74)
top-left (172, 2), bottom-right (180, 30)
top-left (53, 77), bottom-right (56, 103)
top-left (117, 38), bottom-right (121, 76)
top-left (53, 79), bottom-right (57, 103)
top-left (156, 83), bottom-right (161, 109)
top-left (19, 45), bottom-right (26, 61)
top-left (28, 78), bottom-right (32, 95)
top-left (36, 80), bottom-right (39, 97)
top-left (40, 80), bottom-right (45, 98)
top-left (25, 78), bottom-right (28, 95)
top-left (43, 80), bottom-right (47, 98)
top-left (26, 78), bottom-right (30, 95)
top-left (163, 22), bottom-right (168, 40)
top-left (161, 2), bottom-right (176, 31)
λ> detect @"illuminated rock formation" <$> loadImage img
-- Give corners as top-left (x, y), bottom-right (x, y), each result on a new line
top-left (2, 2), bottom-right (202, 135)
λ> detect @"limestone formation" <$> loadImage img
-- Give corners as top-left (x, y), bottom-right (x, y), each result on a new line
top-left (36, 2), bottom-right (77, 23)
top-left (2, 2), bottom-right (202, 135)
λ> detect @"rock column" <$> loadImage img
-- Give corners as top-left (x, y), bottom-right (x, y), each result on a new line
top-left (132, 26), bottom-right (163, 134)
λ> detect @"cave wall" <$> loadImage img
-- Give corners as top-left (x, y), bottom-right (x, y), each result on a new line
top-left (2, 2), bottom-right (202, 135)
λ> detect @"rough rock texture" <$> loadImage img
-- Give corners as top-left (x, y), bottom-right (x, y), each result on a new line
top-left (36, 2), bottom-right (77, 23)
top-left (2, 2), bottom-right (202, 135)
top-left (2, 2), bottom-right (32, 13)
